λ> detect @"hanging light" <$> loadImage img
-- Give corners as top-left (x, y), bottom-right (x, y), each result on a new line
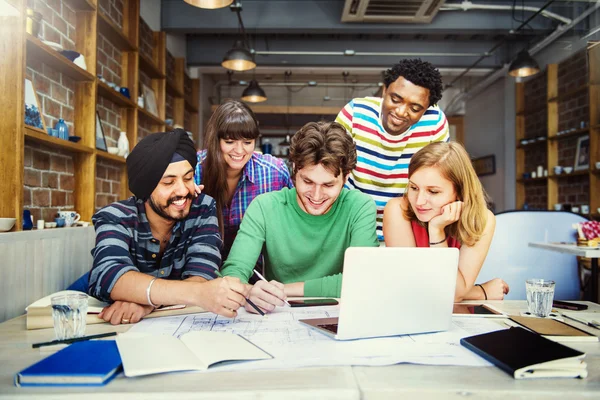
top-left (508, 50), bottom-right (540, 78)
top-left (222, 40), bottom-right (256, 71)
top-left (183, 0), bottom-right (233, 9)
top-left (241, 80), bottom-right (267, 102)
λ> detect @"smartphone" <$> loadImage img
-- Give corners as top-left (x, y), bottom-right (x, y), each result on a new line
top-left (288, 299), bottom-right (339, 307)
top-left (552, 300), bottom-right (588, 311)
top-left (452, 304), bottom-right (503, 316)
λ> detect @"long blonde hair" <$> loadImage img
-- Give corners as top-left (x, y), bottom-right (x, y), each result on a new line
top-left (403, 142), bottom-right (488, 246)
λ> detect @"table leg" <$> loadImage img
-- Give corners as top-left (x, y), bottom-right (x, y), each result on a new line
top-left (593, 258), bottom-right (598, 304)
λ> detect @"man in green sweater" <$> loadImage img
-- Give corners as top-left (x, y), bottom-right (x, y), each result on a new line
top-left (221, 121), bottom-right (379, 313)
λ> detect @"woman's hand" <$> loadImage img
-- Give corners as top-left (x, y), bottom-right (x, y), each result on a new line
top-left (194, 184), bottom-right (205, 197)
top-left (428, 201), bottom-right (463, 231)
top-left (481, 278), bottom-right (510, 300)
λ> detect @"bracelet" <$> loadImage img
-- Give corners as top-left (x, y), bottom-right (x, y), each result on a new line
top-left (476, 284), bottom-right (488, 300)
top-left (146, 277), bottom-right (158, 307)
top-left (429, 236), bottom-right (447, 246)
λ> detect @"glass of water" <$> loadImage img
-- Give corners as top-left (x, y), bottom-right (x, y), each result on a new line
top-left (525, 279), bottom-right (555, 317)
top-left (51, 293), bottom-right (88, 340)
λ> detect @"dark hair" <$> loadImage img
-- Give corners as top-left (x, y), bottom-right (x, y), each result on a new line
top-left (383, 59), bottom-right (443, 107)
top-left (202, 100), bottom-right (259, 234)
top-left (289, 121), bottom-right (356, 179)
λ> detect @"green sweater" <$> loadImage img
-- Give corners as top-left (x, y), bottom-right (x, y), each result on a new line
top-left (220, 188), bottom-right (379, 297)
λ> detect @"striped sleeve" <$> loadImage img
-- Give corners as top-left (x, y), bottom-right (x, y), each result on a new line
top-left (431, 108), bottom-right (450, 143)
top-left (335, 100), bottom-right (354, 134)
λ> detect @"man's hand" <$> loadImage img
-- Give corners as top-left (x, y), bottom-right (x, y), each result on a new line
top-left (246, 280), bottom-right (287, 314)
top-left (99, 301), bottom-right (154, 325)
top-left (481, 278), bottom-right (510, 300)
top-left (194, 277), bottom-right (249, 318)
top-left (429, 201), bottom-right (463, 231)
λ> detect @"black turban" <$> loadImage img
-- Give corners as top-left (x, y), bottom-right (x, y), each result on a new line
top-left (126, 129), bottom-right (197, 200)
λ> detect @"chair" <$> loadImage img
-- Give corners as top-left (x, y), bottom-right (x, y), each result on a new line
top-left (477, 210), bottom-right (588, 300)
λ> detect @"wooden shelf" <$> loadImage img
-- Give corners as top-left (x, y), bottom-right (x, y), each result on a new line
top-left (96, 150), bottom-right (126, 164)
top-left (97, 81), bottom-right (136, 108)
top-left (516, 103), bottom-right (546, 116)
top-left (24, 126), bottom-right (93, 153)
top-left (166, 78), bottom-right (184, 98)
top-left (137, 106), bottom-right (164, 125)
top-left (64, 0), bottom-right (96, 10)
top-left (548, 83), bottom-right (589, 102)
top-left (549, 170), bottom-right (589, 179)
top-left (517, 177), bottom-right (548, 183)
top-left (139, 53), bottom-right (164, 79)
top-left (517, 140), bottom-right (546, 149)
top-left (97, 11), bottom-right (137, 51)
top-left (26, 35), bottom-right (95, 82)
top-left (185, 99), bottom-right (198, 113)
top-left (549, 128), bottom-right (589, 140)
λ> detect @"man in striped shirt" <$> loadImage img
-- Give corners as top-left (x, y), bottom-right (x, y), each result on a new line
top-left (336, 59), bottom-right (449, 239)
top-left (89, 130), bottom-right (248, 325)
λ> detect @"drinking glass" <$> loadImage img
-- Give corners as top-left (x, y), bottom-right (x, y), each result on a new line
top-left (51, 293), bottom-right (88, 340)
top-left (525, 279), bottom-right (555, 317)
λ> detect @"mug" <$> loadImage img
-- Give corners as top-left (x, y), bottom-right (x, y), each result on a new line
top-left (119, 87), bottom-right (130, 99)
top-left (57, 211), bottom-right (80, 227)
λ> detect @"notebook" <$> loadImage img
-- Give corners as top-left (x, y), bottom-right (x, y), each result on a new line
top-left (116, 331), bottom-right (272, 377)
top-left (509, 316), bottom-right (598, 342)
top-left (461, 327), bottom-right (587, 379)
top-left (15, 340), bottom-right (122, 387)
top-left (299, 247), bottom-right (459, 340)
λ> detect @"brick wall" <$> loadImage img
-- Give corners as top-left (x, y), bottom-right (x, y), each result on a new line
top-left (184, 108), bottom-right (191, 131)
top-left (139, 17), bottom-right (153, 61)
top-left (558, 90), bottom-right (588, 132)
top-left (558, 50), bottom-right (587, 94)
top-left (524, 108), bottom-right (547, 139)
top-left (523, 71), bottom-right (547, 109)
top-left (525, 146), bottom-right (547, 174)
top-left (98, 0), bottom-right (123, 29)
top-left (184, 74), bottom-right (192, 99)
top-left (138, 118), bottom-right (154, 143)
top-left (558, 175), bottom-right (589, 206)
top-left (558, 136), bottom-right (580, 167)
top-left (24, 144), bottom-right (75, 222)
top-left (166, 93), bottom-right (174, 123)
top-left (524, 182), bottom-right (547, 210)
top-left (166, 50), bottom-right (175, 78)
top-left (95, 159), bottom-right (122, 210)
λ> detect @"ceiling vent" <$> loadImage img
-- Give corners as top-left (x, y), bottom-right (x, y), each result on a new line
top-left (341, 0), bottom-right (446, 23)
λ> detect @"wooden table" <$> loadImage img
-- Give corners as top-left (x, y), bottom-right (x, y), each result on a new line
top-left (1, 301), bottom-right (599, 399)
top-left (530, 242), bottom-right (600, 302)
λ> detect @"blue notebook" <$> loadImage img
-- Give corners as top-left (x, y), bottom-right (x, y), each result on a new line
top-left (15, 340), bottom-right (122, 387)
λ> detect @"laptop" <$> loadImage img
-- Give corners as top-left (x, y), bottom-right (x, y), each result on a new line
top-left (299, 247), bottom-right (459, 340)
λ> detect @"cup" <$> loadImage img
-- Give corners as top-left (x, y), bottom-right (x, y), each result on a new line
top-left (54, 217), bottom-right (65, 227)
top-left (563, 166), bottom-right (573, 174)
top-left (553, 203), bottom-right (562, 211)
top-left (525, 279), bottom-right (555, 317)
top-left (595, 161), bottom-right (600, 170)
top-left (572, 206), bottom-right (580, 213)
top-left (36, 219), bottom-right (44, 230)
top-left (57, 211), bottom-right (81, 227)
top-left (553, 166), bottom-right (562, 175)
top-left (581, 205), bottom-right (589, 214)
top-left (51, 293), bottom-right (88, 340)
top-left (119, 87), bottom-right (130, 98)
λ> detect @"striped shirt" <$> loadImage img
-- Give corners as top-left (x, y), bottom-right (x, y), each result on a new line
top-left (88, 195), bottom-right (222, 302)
top-left (336, 96), bottom-right (449, 239)
top-left (195, 151), bottom-right (293, 261)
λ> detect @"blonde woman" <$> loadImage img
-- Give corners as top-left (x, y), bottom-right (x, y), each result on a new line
top-left (383, 142), bottom-right (509, 301)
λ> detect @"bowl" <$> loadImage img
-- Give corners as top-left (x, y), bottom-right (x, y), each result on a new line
top-left (68, 136), bottom-right (81, 143)
top-left (563, 167), bottom-right (573, 174)
top-left (44, 222), bottom-right (53, 229)
top-left (0, 218), bottom-right (16, 232)
top-left (107, 147), bottom-right (119, 155)
top-left (595, 161), bottom-right (600, 170)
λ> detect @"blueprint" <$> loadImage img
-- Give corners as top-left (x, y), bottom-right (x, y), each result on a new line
top-left (129, 306), bottom-right (504, 371)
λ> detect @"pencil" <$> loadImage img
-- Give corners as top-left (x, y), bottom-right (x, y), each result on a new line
top-left (253, 269), bottom-right (291, 306)
top-left (32, 331), bottom-right (117, 349)
top-left (245, 298), bottom-right (265, 316)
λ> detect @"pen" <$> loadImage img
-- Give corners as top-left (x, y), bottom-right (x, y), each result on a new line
top-left (562, 314), bottom-right (600, 330)
top-left (253, 269), bottom-right (291, 306)
top-left (32, 332), bottom-right (117, 349)
top-left (244, 298), bottom-right (265, 316)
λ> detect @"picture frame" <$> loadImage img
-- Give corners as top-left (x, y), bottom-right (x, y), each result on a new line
top-left (142, 83), bottom-right (158, 117)
top-left (574, 135), bottom-right (589, 171)
top-left (95, 111), bottom-right (107, 151)
top-left (24, 79), bottom-right (46, 131)
top-left (471, 154), bottom-right (496, 177)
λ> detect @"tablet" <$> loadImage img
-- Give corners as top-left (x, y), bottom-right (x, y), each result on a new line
top-left (453, 304), bottom-right (506, 317)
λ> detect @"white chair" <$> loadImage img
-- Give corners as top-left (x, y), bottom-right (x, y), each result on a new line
top-left (477, 211), bottom-right (588, 300)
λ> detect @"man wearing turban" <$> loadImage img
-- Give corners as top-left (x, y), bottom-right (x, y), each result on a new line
top-left (89, 129), bottom-right (249, 325)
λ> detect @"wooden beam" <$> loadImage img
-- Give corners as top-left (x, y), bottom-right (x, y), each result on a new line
top-left (211, 104), bottom-right (341, 115)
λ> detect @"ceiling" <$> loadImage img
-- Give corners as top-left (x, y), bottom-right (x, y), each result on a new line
top-left (160, 0), bottom-right (599, 118)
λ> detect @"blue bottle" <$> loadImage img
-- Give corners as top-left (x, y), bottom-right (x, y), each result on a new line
top-left (54, 118), bottom-right (69, 140)
top-left (22, 210), bottom-right (33, 230)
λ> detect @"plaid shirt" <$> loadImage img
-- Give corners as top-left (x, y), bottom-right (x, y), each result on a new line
top-left (88, 194), bottom-right (222, 302)
top-left (195, 151), bottom-right (293, 261)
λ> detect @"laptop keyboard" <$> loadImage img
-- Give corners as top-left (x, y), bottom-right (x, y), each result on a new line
top-left (317, 323), bottom-right (338, 334)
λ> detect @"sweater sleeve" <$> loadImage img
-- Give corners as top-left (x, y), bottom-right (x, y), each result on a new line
top-left (432, 108), bottom-right (450, 143)
top-left (220, 198), bottom-right (267, 283)
top-left (335, 100), bottom-right (354, 134)
top-left (303, 193), bottom-right (379, 297)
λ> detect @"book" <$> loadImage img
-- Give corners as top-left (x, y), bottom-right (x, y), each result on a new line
top-left (509, 316), bottom-right (598, 342)
top-left (460, 327), bottom-right (587, 379)
top-left (25, 290), bottom-right (207, 330)
top-left (15, 340), bottom-right (122, 387)
top-left (116, 331), bottom-right (273, 377)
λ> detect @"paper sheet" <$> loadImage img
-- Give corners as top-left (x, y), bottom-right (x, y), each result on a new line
top-left (128, 306), bottom-right (507, 371)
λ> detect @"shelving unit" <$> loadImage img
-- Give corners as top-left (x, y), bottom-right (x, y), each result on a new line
top-left (515, 45), bottom-right (599, 220)
top-left (0, 0), bottom-right (199, 230)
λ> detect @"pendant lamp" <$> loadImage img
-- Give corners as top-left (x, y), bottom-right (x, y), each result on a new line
top-left (184, 0), bottom-right (233, 9)
top-left (241, 80), bottom-right (267, 102)
top-left (222, 40), bottom-right (256, 71)
top-left (509, 50), bottom-right (540, 78)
